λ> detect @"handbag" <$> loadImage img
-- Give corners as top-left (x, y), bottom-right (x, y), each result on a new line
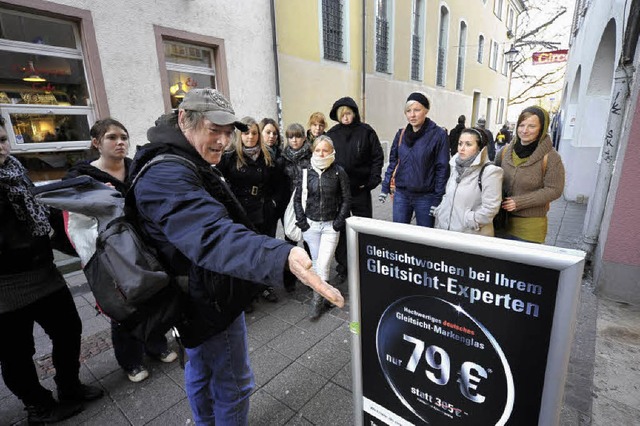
top-left (389, 127), bottom-right (406, 197)
top-left (283, 168), bottom-right (308, 241)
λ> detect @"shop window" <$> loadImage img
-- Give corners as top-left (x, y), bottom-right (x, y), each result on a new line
top-left (164, 40), bottom-right (216, 109)
top-left (0, 9), bottom-right (95, 153)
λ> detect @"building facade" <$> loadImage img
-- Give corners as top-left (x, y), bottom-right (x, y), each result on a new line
top-left (0, 0), bottom-right (277, 180)
top-left (560, 0), bottom-right (640, 303)
top-left (275, 0), bottom-right (524, 144)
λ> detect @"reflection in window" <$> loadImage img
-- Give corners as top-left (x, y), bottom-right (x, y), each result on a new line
top-left (163, 40), bottom-right (216, 109)
top-left (10, 112), bottom-right (90, 144)
top-left (0, 10), bottom-right (76, 48)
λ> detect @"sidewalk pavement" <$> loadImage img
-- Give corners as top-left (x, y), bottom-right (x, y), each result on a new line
top-left (2, 197), bottom-right (639, 425)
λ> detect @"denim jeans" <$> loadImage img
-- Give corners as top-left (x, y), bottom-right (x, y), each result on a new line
top-left (393, 190), bottom-right (438, 227)
top-left (184, 313), bottom-right (254, 426)
top-left (303, 219), bottom-right (340, 281)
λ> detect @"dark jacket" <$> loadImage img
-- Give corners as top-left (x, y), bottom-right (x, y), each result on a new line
top-left (326, 97), bottom-right (384, 193)
top-left (294, 163), bottom-right (351, 232)
top-left (64, 158), bottom-right (132, 196)
top-left (281, 144), bottom-right (312, 193)
top-left (478, 127), bottom-right (496, 161)
top-left (130, 125), bottom-right (293, 347)
top-left (381, 119), bottom-right (450, 199)
top-left (448, 123), bottom-right (465, 157)
top-left (0, 190), bottom-right (53, 275)
top-left (217, 151), bottom-right (277, 228)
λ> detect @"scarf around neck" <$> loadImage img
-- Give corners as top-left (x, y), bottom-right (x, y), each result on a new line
top-left (405, 119), bottom-right (431, 146)
top-left (242, 145), bottom-right (261, 161)
top-left (454, 153), bottom-right (479, 183)
top-left (513, 105), bottom-right (549, 158)
top-left (0, 155), bottom-right (51, 236)
top-left (283, 143), bottom-right (311, 164)
top-left (311, 152), bottom-right (335, 171)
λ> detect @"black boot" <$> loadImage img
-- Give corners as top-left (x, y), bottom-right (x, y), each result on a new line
top-left (309, 293), bottom-right (325, 321)
top-left (58, 383), bottom-right (104, 403)
top-left (26, 399), bottom-right (83, 425)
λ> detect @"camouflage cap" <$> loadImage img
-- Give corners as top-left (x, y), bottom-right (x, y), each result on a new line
top-left (179, 88), bottom-right (248, 131)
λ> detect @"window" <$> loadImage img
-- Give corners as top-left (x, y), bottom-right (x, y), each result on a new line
top-left (164, 41), bottom-right (216, 109)
top-left (375, 0), bottom-right (392, 73)
top-left (436, 6), bottom-right (450, 87)
top-left (0, 8), bottom-right (97, 152)
top-left (322, 0), bottom-right (346, 62)
top-left (456, 22), bottom-right (467, 91)
top-left (486, 98), bottom-right (493, 124)
top-left (478, 35), bottom-right (485, 63)
top-left (489, 40), bottom-right (499, 70)
top-left (507, 7), bottom-right (515, 32)
top-left (493, 0), bottom-right (503, 19)
top-left (501, 50), bottom-right (509, 75)
top-left (410, 0), bottom-right (425, 81)
top-left (497, 98), bottom-right (505, 124)
top-left (154, 26), bottom-right (229, 112)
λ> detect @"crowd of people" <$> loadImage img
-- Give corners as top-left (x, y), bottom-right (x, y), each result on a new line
top-left (0, 87), bottom-right (565, 424)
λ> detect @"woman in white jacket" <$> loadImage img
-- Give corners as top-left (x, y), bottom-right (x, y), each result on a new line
top-left (434, 128), bottom-right (503, 236)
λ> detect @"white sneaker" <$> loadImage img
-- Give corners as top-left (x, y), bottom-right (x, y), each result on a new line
top-left (126, 366), bottom-right (149, 383)
top-left (158, 350), bottom-right (178, 363)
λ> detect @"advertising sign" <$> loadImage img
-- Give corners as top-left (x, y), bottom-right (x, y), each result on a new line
top-left (347, 218), bottom-right (584, 426)
top-left (532, 49), bottom-right (569, 65)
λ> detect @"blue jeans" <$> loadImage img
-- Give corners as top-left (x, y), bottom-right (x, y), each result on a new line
top-left (393, 190), bottom-right (438, 227)
top-left (184, 313), bottom-right (254, 426)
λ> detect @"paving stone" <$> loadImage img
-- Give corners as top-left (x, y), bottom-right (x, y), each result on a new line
top-left (591, 393), bottom-right (640, 426)
top-left (146, 398), bottom-right (193, 425)
top-left (271, 299), bottom-right (310, 325)
top-left (247, 314), bottom-right (292, 343)
top-left (249, 388), bottom-right (296, 425)
top-left (299, 382), bottom-right (353, 426)
top-left (113, 374), bottom-right (185, 426)
top-left (250, 345), bottom-right (295, 387)
top-left (267, 325), bottom-right (323, 360)
top-left (330, 361), bottom-right (353, 392)
top-left (294, 312), bottom-right (343, 339)
top-left (74, 404), bottom-right (132, 425)
top-left (298, 339), bottom-right (351, 380)
top-left (84, 347), bottom-right (121, 381)
top-left (285, 413), bottom-right (315, 425)
top-left (262, 362), bottom-right (329, 411)
top-left (0, 393), bottom-right (26, 425)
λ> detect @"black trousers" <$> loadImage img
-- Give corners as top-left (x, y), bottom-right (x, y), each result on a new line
top-left (335, 189), bottom-right (373, 273)
top-left (0, 285), bottom-right (82, 406)
top-left (111, 322), bottom-right (168, 371)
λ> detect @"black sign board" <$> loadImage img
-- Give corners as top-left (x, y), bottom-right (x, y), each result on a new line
top-left (347, 220), bottom-right (584, 426)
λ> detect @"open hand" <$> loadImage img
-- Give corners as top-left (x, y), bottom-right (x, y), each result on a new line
top-left (287, 247), bottom-right (344, 307)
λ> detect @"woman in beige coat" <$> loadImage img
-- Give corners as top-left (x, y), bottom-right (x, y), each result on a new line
top-left (495, 105), bottom-right (565, 243)
top-left (434, 128), bottom-right (503, 236)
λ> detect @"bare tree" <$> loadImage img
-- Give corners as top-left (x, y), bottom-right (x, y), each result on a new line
top-left (508, 0), bottom-right (571, 107)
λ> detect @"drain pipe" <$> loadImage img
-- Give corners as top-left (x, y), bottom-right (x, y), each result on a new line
top-left (582, 2), bottom-right (639, 255)
top-left (269, 0), bottom-right (284, 130)
top-left (361, 0), bottom-right (366, 120)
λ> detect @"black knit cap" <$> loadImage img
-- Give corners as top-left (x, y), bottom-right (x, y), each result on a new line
top-left (406, 92), bottom-right (430, 110)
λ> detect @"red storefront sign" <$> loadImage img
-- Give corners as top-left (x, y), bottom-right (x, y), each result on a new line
top-left (532, 49), bottom-right (569, 65)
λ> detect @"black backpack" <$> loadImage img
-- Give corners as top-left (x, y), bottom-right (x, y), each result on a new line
top-left (83, 154), bottom-right (196, 342)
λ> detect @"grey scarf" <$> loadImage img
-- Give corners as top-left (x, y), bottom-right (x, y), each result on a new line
top-left (454, 153), bottom-right (479, 183)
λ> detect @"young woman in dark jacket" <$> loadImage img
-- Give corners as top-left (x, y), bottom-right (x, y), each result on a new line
top-left (294, 135), bottom-right (350, 319)
top-left (218, 117), bottom-right (279, 305)
top-left (379, 92), bottom-right (450, 227)
top-left (64, 119), bottom-right (176, 383)
top-left (0, 117), bottom-right (102, 424)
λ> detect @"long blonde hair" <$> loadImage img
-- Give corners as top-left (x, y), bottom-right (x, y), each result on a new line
top-left (234, 117), bottom-right (272, 169)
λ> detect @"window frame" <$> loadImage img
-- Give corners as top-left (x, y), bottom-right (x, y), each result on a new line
top-left (455, 20), bottom-right (467, 91)
top-left (154, 26), bottom-right (229, 113)
top-left (320, 0), bottom-right (350, 63)
top-left (436, 4), bottom-right (450, 87)
top-left (489, 39), bottom-right (499, 70)
top-left (477, 34), bottom-right (485, 63)
top-left (0, 2), bottom-right (107, 153)
top-left (410, 0), bottom-right (426, 81)
top-left (493, 0), bottom-right (504, 20)
top-left (374, 0), bottom-right (394, 74)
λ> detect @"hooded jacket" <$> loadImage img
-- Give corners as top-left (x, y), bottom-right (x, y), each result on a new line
top-left (130, 124), bottom-right (294, 347)
top-left (434, 147), bottom-right (503, 236)
top-left (326, 97), bottom-right (384, 193)
top-left (381, 119), bottom-right (450, 198)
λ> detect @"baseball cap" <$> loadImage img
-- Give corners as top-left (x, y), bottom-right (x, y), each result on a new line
top-left (179, 88), bottom-right (248, 132)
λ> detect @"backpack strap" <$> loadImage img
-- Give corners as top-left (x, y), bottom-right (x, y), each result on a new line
top-left (478, 162), bottom-right (493, 191)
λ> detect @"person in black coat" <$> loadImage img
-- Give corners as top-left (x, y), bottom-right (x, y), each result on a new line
top-left (326, 96), bottom-right (383, 279)
top-left (449, 115), bottom-right (466, 157)
top-left (0, 117), bottom-right (103, 424)
top-left (476, 117), bottom-right (496, 161)
top-left (218, 117), bottom-right (279, 306)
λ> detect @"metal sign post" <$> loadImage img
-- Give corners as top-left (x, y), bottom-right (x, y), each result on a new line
top-left (347, 217), bottom-right (585, 426)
